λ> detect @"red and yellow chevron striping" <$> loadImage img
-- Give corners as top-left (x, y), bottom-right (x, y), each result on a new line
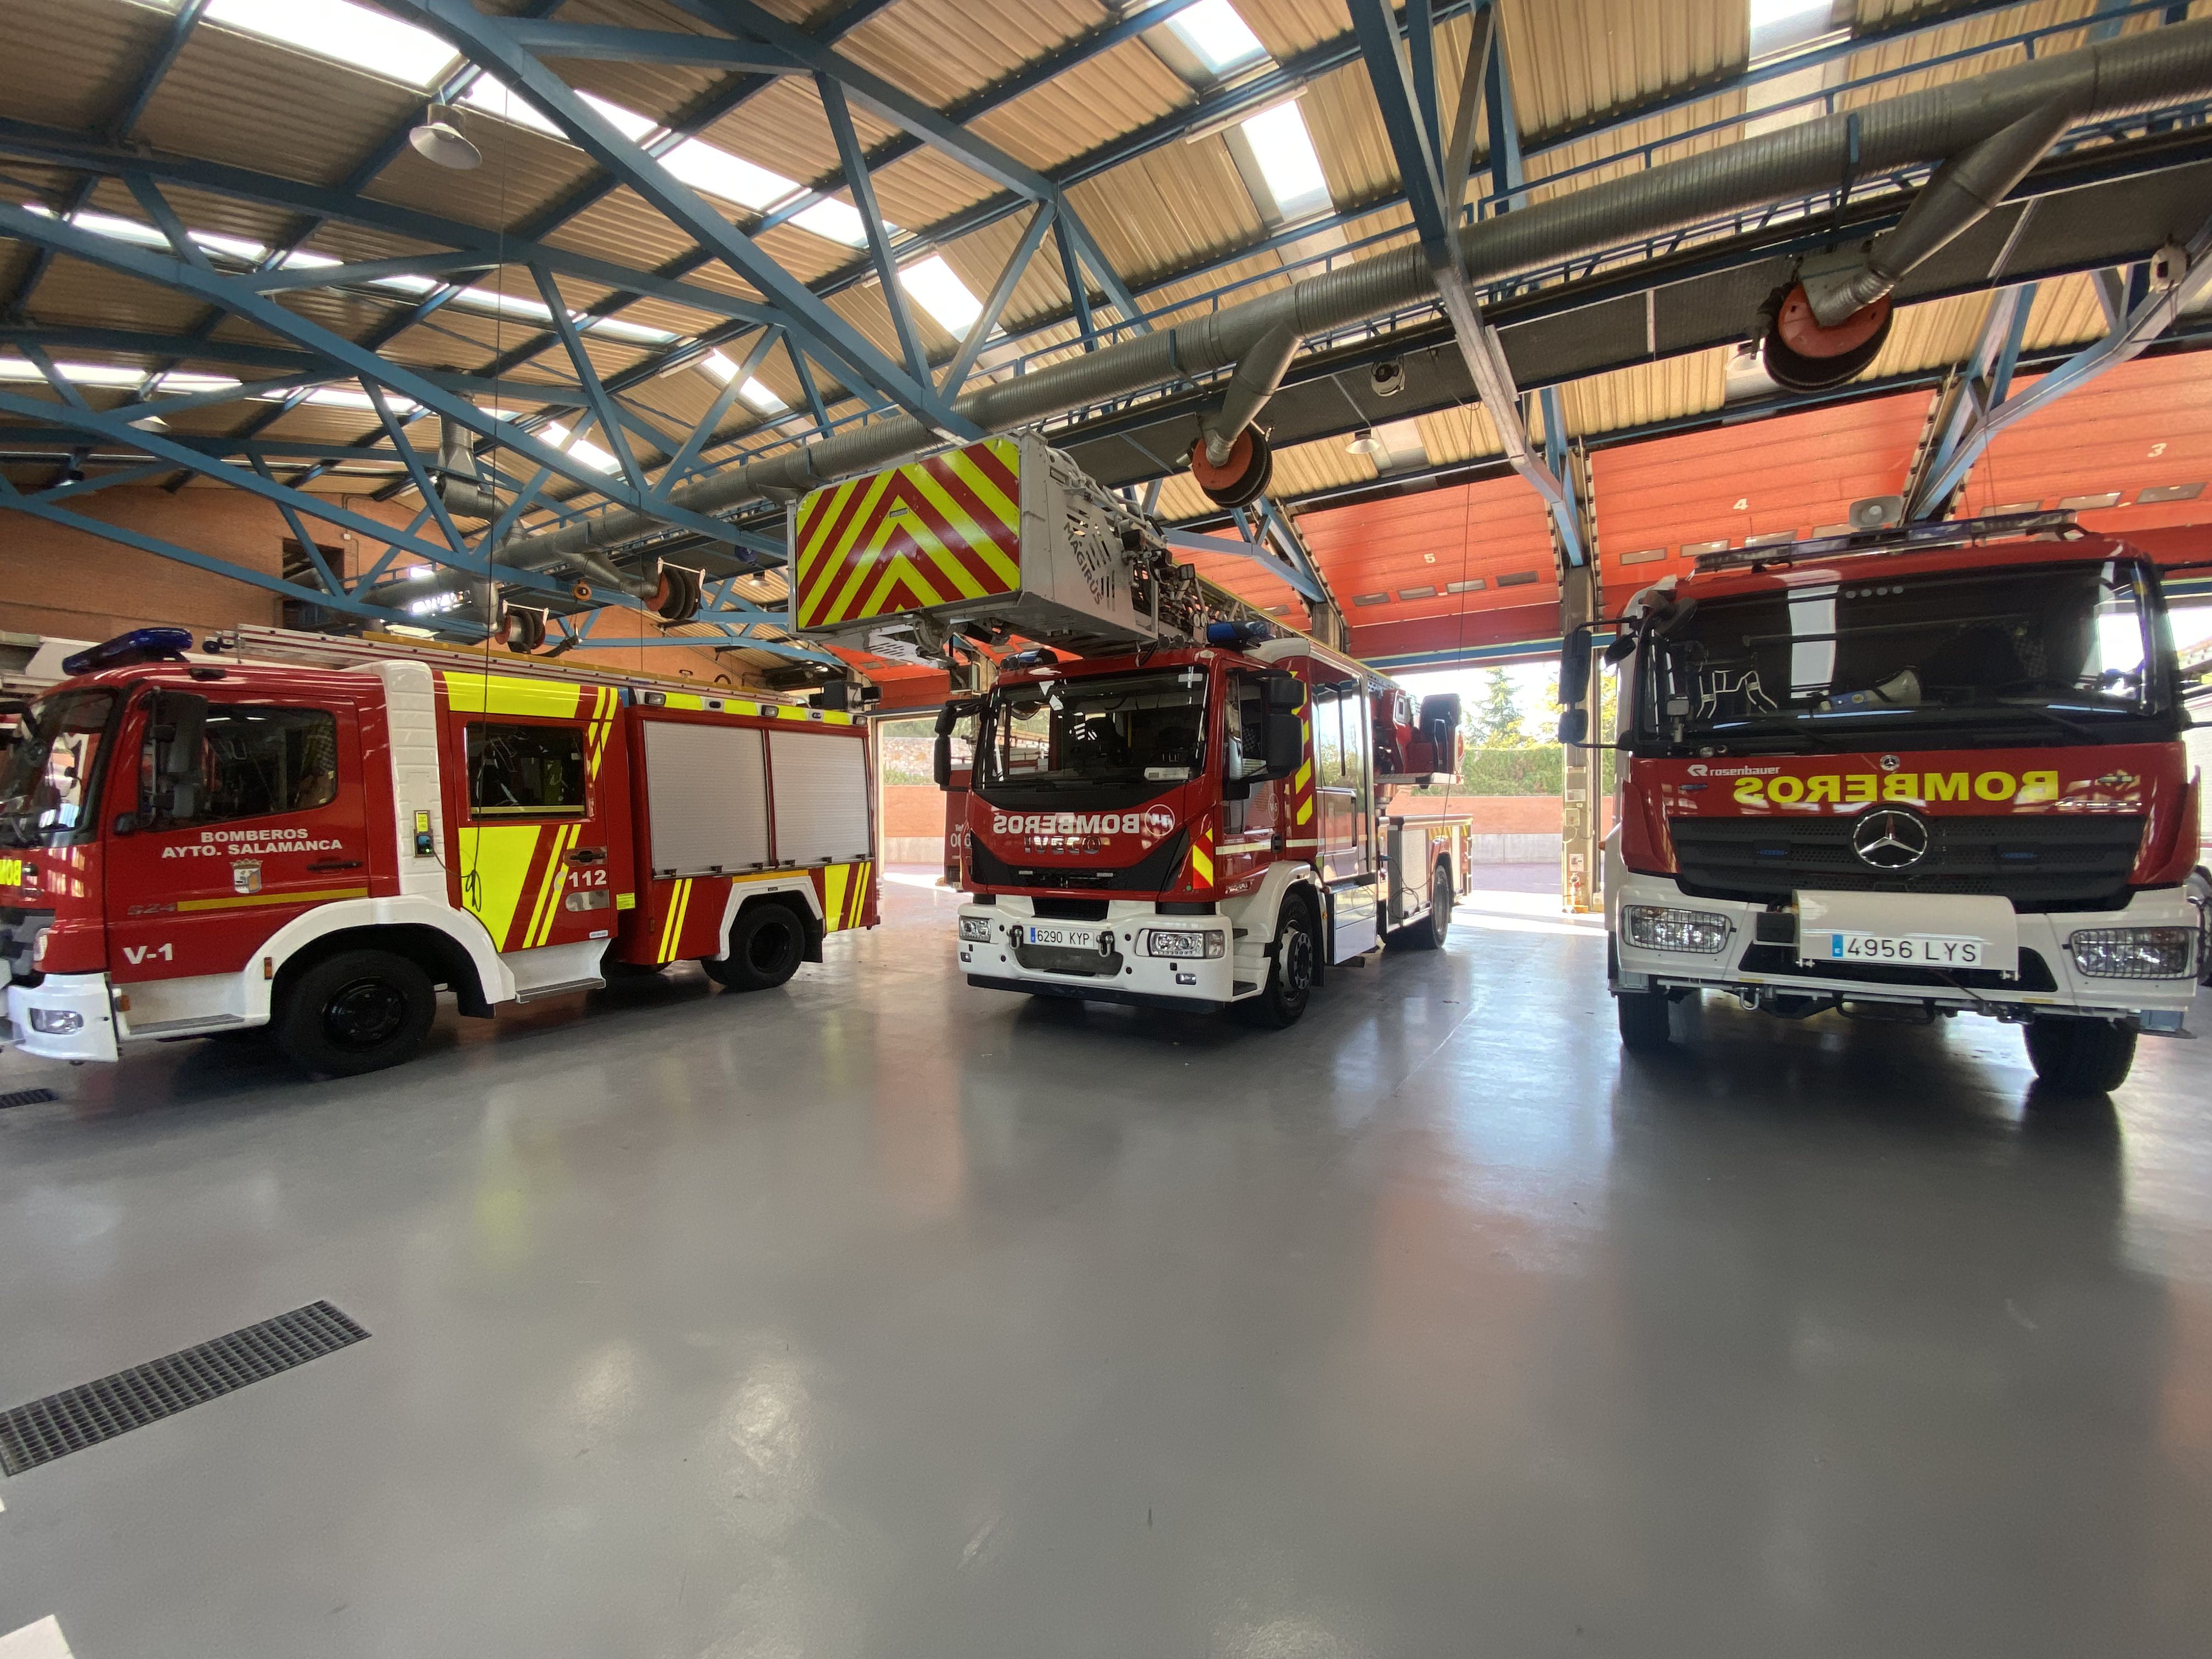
top-left (792, 439), bottom-right (1022, 631)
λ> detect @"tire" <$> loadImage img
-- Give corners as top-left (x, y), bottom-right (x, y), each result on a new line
top-left (1617, 986), bottom-right (1673, 1051)
top-left (702, 900), bottom-right (806, 992)
top-left (1235, 893), bottom-right (1319, 1028)
top-left (272, 948), bottom-right (435, 1077)
top-left (2024, 1015), bottom-right (2137, 1094)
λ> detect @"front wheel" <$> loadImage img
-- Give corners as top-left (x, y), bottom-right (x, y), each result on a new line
top-left (2024, 1015), bottom-right (2137, 1094)
top-left (1235, 895), bottom-right (1318, 1028)
top-left (1616, 986), bottom-right (1673, 1051)
top-left (702, 900), bottom-right (806, 992)
top-left (272, 949), bottom-right (435, 1077)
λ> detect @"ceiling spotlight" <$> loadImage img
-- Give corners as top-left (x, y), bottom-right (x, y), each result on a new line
top-left (1347, 427), bottom-right (1386, 458)
top-left (409, 103), bottom-right (482, 171)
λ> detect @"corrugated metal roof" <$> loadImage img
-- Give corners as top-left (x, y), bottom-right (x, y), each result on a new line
top-left (5, 0), bottom-right (2211, 668)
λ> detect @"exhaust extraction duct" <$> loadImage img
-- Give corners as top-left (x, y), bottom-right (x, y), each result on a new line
top-left (476, 18), bottom-right (2212, 585)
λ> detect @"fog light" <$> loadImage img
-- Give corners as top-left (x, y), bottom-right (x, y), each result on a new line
top-left (1623, 904), bottom-right (1731, 954)
top-left (1142, 929), bottom-right (1224, 959)
top-left (958, 915), bottom-right (992, 943)
top-left (2068, 927), bottom-right (2196, 979)
top-left (27, 1007), bottom-right (83, 1035)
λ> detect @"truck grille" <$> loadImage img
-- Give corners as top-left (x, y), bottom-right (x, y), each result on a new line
top-left (1668, 815), bottom-right (2145, 913)
top-left (0, 906), bottom-right (53, 986)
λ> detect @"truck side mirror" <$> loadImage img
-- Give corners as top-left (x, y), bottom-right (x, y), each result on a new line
top-left (933, 696), bottom-right (979, 789)
top-left (1603, 629), bottom-right (1638, 666)
top-left (147, 689), bottom-right (208, 822)
top-left (1263, 708), bottom-right (1304, 777)
top-left (1557, 706), bottom-right (1589, 745)
top-left (1263, 672), bottom-right (1304, 709)
top-left (1417, 692), bottom-right (1460, 766)
top-left (1559, 624), bottom-right (1593, 710)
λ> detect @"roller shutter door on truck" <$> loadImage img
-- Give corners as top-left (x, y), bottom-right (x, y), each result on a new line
top-left (641, 720), bottom-right (769, 877)
top-left (769, 729), bottom-right (871, 865)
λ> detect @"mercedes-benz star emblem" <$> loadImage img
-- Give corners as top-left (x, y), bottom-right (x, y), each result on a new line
top-left (1852, 807), bottom-right (1929, 870)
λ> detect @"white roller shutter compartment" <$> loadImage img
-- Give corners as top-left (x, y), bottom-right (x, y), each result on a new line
top-left (768, 729), bottom-right (871, 865)
top-left (641, 720), bottom-right (769, 876)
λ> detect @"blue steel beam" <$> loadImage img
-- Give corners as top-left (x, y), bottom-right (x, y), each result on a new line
top-left (1348, 0), bottom-right (1453, 259)
top-left (396, 0), bottom-right (977, 436)
top-left (815, 74), bottom-right (932, 387)
top-left (0, 200), bottom-right (746, 550)
top-left (1905, 283), bottom-right (2035, 521)
top-left (529, 264), bottom-right (647, 496)
top-left (1913, 222), bottom-right (2212, 514)
top-left (940, 205), bottom-right (1054, 394)
top-left (495, 20), bottom-right (803, 71)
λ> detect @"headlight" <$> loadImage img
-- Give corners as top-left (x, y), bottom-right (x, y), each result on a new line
top-left (1142, 929), bottom-right (1224, 959)
top-left (2068, 927), bottom-right (2196, 979)
top-left (28, 1008), bottom-right (83, 1035)
top-left (958, 915), bottom-right (993, 942)
top-left (30, 928), bottom-right (50, 966)
top-left (1623, 904), bottom-right (1731, 955)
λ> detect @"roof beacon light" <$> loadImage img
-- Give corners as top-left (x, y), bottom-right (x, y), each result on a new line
top-left (1690, 509), bottom-right (2081, 573)
top-left (1206, 619), bottom-right (1274, 649)
top-left (61, 627), bottom-right (194, 676)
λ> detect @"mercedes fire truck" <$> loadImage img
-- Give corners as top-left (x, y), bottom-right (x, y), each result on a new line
top-left (1, 625), bottom-right (876, 1075)
top-left (790, 434), bottom-right (1469, 1025)
top-left (1570, 511), bottom-right (2204, 1092)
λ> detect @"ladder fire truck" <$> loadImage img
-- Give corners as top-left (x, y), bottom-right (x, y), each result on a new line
top-left (1, 624), bottom-right (876, 1075)
top-left (1566, 510), bottom-right (2206, 1092)
top-left (790, 433), bottom-right (1468, 1025)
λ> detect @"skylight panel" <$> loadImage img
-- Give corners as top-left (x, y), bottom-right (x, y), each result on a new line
top-left (1166, 0), bottom-right (1268, 75)
top-left (1239, 101), bottom-right (1331, 218)
top-left (201, 0), bottom-right (460, 89)
top-left (788, 198), bottom-right (871, 247)
top-left (543, 419), bottom-right (620, 474)
top-left (662, 139), bottom-right (800, 213)
top-left (899, 256), bottom-right (983, 335)
top-left (1748, 0), bottom-right (1835, 59)
top-left (738, 378), bottom-right (788, 414)
top-left (251, 386), bottom-right (422, 415)
top-left (0, 358), bottom-right (154, 389)
top-left (698, 350), bottom-right (739, 385)
top-left (459, 75), bottom-right (563, 138)
top-left (26, 204), bottom-right (270, 265)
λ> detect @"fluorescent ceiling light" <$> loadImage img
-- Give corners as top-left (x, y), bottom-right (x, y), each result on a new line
top-left (1166, 0), bottom-right (1267, 75)
top-left (0, 357), bottom-right (242, 396)
top-left (542, 419), bottom-right (620, 474)
top-left (200, 0), bottom-right (461, 89)
top-left (899, 256), bottom-right (983, 334)
top-left (26, 203), bottom-right (268, 264)
top-left (1239, 101), bottom-right (1331, 218)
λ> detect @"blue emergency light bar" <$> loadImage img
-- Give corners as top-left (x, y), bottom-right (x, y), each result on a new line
top-left (61, 627), bottom-right (194, 676)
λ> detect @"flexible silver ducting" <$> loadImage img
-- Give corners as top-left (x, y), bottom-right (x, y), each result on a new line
top-left (484, 17), bottom-right (2212, 580)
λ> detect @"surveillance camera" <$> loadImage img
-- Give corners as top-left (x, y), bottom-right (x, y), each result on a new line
top-left (2152, 240), bottom-right (2188, 287)
top-left (1370, 359), bottom-right (1404, 398)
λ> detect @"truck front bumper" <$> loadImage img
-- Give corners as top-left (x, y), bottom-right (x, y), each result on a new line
top-left (6, 972), bottom-right (122, 1062)
top-left (1610, 873), bottom-right (2199, 1029)
top-left (958, 899), bottom-right (1238, 1012)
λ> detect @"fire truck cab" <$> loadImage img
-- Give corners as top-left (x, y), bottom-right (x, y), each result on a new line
top-left (1, 627), bottom-right (877, 1075)
top-left (1573, 514), bottom-right (2204, 1092)
top-left (945, 633), bottom-right (1465, 1023)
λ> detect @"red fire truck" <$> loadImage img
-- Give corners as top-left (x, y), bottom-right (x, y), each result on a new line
top-left (1572, 512), bottom-right (2204, 1092)
top-left (787, 433), bottom-right (1468, 1025)
top-left (1, 625), bottom-right (876, 1075)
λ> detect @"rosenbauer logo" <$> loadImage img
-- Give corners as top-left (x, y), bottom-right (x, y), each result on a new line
top-left (991, 809), bottom-right (1176, 839)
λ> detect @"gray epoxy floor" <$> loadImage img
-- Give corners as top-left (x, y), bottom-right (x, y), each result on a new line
top-left (1, 870), bottom-right (2209, 1658)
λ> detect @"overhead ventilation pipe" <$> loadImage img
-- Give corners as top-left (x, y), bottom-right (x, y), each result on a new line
top-left (1766, 100), bottom-right (2082, 389)
top-left (476, 18), bottom-right (2212, 581)
top-left (432, 411), bottom-right (503, 522)
top-left (1189, 321), bottom-right (1299, 508)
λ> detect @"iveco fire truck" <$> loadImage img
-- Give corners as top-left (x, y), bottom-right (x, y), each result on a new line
top-left (1, 625), bottom-right (876, 1075)
top-left (1570, 511), bottom-right (2204, 1092)
top-left (788, 433), bottom-right (1468, 1026)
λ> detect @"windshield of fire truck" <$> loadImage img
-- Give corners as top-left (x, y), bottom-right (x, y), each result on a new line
top-left (1634, 558), bottom-right (2164, 754)
top-left (977, 666), bottom-right (1209, 805)
top-left (0, 689), bottom-right (120, 848)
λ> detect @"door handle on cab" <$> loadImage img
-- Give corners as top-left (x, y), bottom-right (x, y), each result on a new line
top-left (565, 847), bottom-right (607, 866)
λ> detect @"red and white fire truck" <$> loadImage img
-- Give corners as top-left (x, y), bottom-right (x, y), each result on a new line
top-left (1573, 511), bottom-right (2205, 1091)
top-left (788, 433), bottom-right (1468, 1025)
top-left (1, 625), bottom-right (876, 1075)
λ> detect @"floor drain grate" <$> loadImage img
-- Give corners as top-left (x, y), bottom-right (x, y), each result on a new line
top-left (0, 1301), bottom-right (369, 1476)
top-left (0, 1088), bottom-right (58, 1110)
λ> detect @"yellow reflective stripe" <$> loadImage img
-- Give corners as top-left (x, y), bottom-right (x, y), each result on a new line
top-left (522, 822), bottom-right (576, 949)
top-left (175, 885), bottom-right (370, 913)
top-left (457, 824), bottom-right (541, 945)
top-left (848, 862), bottom-right (870, 928)
top-left (1293, 759), bottom-right (1312, 790)
top-left (658, 878), bottom-right (693, 963)
top-left (1295, 800), bottom-right (1314, 826)
top-left (821, 864), bottom-right (850, 934)
top-left (441, 673), bottom-right (587, 718)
